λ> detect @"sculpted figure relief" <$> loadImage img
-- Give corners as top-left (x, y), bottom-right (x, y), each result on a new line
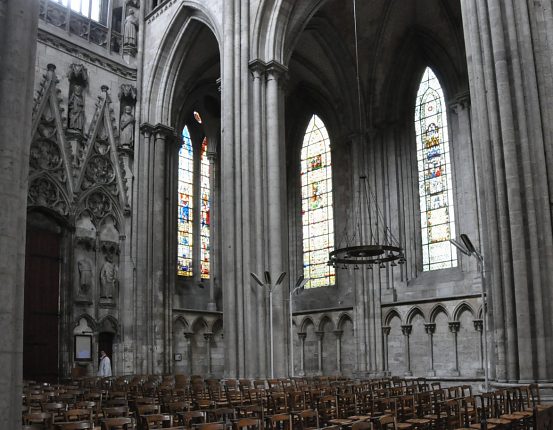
top-left (119, 106), bottom-right (135, 147)
top-left (68, 84), bottom-right (85, 131)
top-left (123, 9), bottom-right (138, 47)
top-left (77, 259), bottom-right (92, 298)
top-left (100, 254), bottom-right (118, 299)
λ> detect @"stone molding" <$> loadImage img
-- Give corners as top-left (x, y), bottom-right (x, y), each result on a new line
top-left (37, 28), bottom-right (137, 80)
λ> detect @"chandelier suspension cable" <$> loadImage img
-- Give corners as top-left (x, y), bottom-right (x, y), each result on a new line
top-left (327, 0), bottom-right (404, 268)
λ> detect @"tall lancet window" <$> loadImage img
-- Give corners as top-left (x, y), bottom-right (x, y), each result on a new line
top-left (301, 115), bottom-right (335, 288)
top-left (415, 67), bottom-right (457, 271)
top-left (199, 137), bottom-right (210, 279)
top-left (177, 126), bottom-right (194, 276)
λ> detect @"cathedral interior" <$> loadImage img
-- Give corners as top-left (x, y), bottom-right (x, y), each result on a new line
top-left (2, 0), bottom-right (553, 428)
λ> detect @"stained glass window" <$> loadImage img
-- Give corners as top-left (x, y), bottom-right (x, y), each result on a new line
top-left (415, 68), bottom-right (457, 271)
top-left (301, 115), bottom-right (335, 288)
top-left (177, 126), bottom-right (194, 276)
top-left (199, 137), bottom-right (210, 279)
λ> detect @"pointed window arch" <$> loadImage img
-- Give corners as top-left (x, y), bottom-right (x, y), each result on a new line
top-left (415, 67), bottom-right (457, 271)
top-left (177, 126), bottom-right (194, 276)
top-left (301, 115), bottom-right (335, 288)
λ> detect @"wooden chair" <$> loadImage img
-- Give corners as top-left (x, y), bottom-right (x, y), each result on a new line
top-left (267, 413), bottom-right (292, 430)
top-left (143, 413), bottom-right (173, 429)
top-left (374, 414), bottom-right (397, 430)
top-left (64, 408), bottom-right (93, 422)
top-left (103, 406), bottom-right (131, 418)
top-left (207, 407), bottom-right (235, 423)
top-left (197, 423), bottom-right (225, 430)
top-left (101, 417), bottom-right (133, 430)
top-left (296, 409), bottom-right (319, 430)
top-left (233, 417), bottom-right (262, 430)
top-left (23, 412), bottom-right (53, 429)
top-left (351, 421), bottom-right (372, 430)
top-left (41, 402), bottom-right (67, 424)
top-left (55, 422), bottom-right (94, 430)
top-left (177, 410), bottom-right (206, 428)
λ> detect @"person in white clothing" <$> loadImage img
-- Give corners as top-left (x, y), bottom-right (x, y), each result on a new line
top-left (97, 350), bottom-right (112, 377)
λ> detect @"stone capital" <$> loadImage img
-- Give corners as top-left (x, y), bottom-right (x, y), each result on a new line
top-left (153, 123), bottom-right (179, 144)
top-left (448, 321), bottom-right (461, 333)
top-left (266, 60), bottom-right (288, 81)
top-left (424, 323), bottom-right (436, 334)
top-left (315, 331), bottom-right (324, 340)
top-left (333, 330), bottom-right (343, 339)
top-left (206, 150), bottom-right (217, 163)
top-left (382, 326), bottom-right (391, 336)
top-left (450, 91), bottom-right (471, 113)
top-left (184, 330), bottom-right (194, 340)
top-left (473, 319), bottom-right (483, 332)
top-left (401, 325), bottom-right (412, 336)
top-left (249, 59), bottom-right (267, 79)
top-left (139, 122), bottom-right (155, 137)
top-left (298, 332), bottom-right (307, 340)
top-left (203, 332), bottom-right (214, 341)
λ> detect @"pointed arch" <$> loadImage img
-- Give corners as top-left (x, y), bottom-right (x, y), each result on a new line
top-left (191, 316), bottom-right (209, 333)
top-left (415, 67), bottom-right (457, 271)
top-left (337, 313), bottom-right (353, 331)
top-left (98, 315), bottom-right (119, 335)
top-left (406, 306), bottom-right (426, 325)
top-left (301, 114), bottom-right (334, 288)
top-left (318, 315), bottom-right (334, 332)
top-left (300, 316), bottom-right (315, 333)
top-left (73, 314), bottom-right (96, 332)
top-left (173, 316), bottom-right (190, 331)
top-left (429, 304), bottom-right (450, 323)
top-left (384, 308), bottom-right (402, 326)
top-left (453, 302), bottom-right (475, 322)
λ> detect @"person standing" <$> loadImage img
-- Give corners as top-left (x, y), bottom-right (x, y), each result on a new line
top-left (97, 350), bottom-right (112, 377)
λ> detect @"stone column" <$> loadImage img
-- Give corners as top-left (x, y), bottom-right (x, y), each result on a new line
top-left (460, 0), bottom-right (553, 382)
top-left (265, 61), bottom-right (289, 377)
top-left (401, 325), bottom-right (412, 376)
top-left (449, 321), bottom-right (461, 376)
top-left (424, 323), bottom-right (436, 376)
top-left (0, 2), bottom-right (39, 429)
top-left (334, 330), bottom-right (343, 374)
top-left (315, 331), bottom-right (324, 375)
top-left (382, 326), bottom-right (391, 375)
top-left (249, 60), bottom-right (267, 378)
top-left (474, 319), bottom-right (484, 376)
top-left (204, 332), bottom-right (213, 376)
top-left (184, 331), bottom-right (194, 375)
top-left (138, 123), bottom-right (178, 374)
top-left (298, 333), bottom-right (306, 376)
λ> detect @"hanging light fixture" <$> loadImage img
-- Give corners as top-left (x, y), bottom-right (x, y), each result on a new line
top-left (328, 0), bottom-right (404, 269)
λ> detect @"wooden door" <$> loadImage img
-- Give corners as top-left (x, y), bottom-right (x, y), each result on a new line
top-left (23, 227), bottom-right (61, 383)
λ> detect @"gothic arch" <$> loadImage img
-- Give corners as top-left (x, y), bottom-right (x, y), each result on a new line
top-left (406, 306), bottom-right (426, 325)
top-left (211, 318), bottom-right (223, 334)
top-left (318, 315), bottom-right (334, 332)
top-left (299, 316), bottom-right (315, 333)
top-left (337, 313), bottom-right (353, 331)
top-left (429, 304), bottom-right (450, 323)
top-left (145, 4), bottom-right (221, 125)
top-left (75, 188), bottom-right (124, 230)
top-left (173, 316), bottom-right (190, 331)
top-left (98, 315), bottom-right (119, 338)
top-left (384, 308), bottom-right (402, 326)
top-left (191, 316), bottom-right (209, 333)
top-left (453, 302), bottom-right (475, 321)
top-left (73, 314), bottom-right (96, 332)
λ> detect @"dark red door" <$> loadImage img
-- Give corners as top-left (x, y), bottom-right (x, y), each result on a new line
top-left (23, 227), bottom-right (61, 383)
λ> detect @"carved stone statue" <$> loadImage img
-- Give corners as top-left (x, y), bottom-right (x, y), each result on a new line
top-left (119, 106), bottom-right (135, 147)
top-left (100, 254), bottom-right (118, 299)
top-left (77, 259), bottom-right (92, 298)
top-left (68, 84), bottom-right (85, 131)
top-left (123, 9), bottom-right (138, 47)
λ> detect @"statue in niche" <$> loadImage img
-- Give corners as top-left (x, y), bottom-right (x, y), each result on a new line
top-left (77, 259), bottom-right (93, 298)
top-left (119, 106), bottom-right (135, 147)
top-left (68, 84), bottom-right (85, 131)
top-left (99, 254), bottom-right (118, 299)
top-left (123, 9), bottom-right (138, 48)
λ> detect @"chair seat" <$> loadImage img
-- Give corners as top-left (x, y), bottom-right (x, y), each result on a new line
top-left (406, 419), bottom-right (431, 425)
top-left (396, 422), bottom-right (413, 430)
top-left (328, 418), bottom-right (354, 426)
top-left (487, 418), bottom-right (512, 425)
top-left (348, 416), bottom-right (371, 421)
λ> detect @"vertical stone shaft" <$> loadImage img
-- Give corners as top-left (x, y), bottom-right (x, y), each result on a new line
top-left (0, 2), bottom-right (39, 428)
